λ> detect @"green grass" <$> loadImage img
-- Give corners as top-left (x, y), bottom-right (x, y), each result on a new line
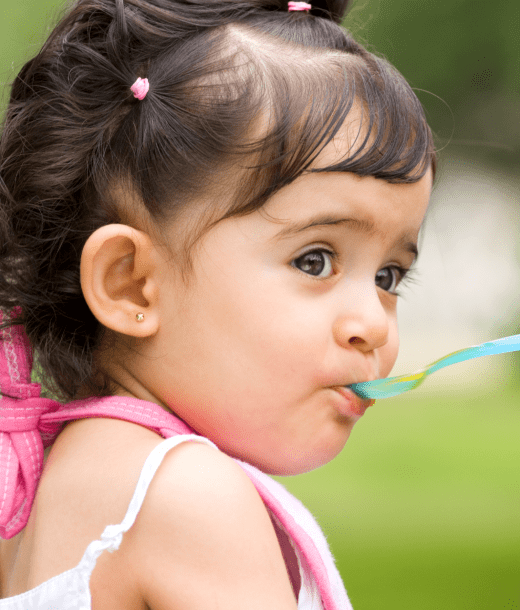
top-left (277, 387), bottom-right (520, 609)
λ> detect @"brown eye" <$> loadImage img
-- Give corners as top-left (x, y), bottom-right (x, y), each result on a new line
top-left (375, 267), bottom-right (400, 293)
top-left (293, 249), bottom-right (333, 278)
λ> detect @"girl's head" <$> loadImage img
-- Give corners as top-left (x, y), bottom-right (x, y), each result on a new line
top-left (0, 0), bottom-right (434, 473)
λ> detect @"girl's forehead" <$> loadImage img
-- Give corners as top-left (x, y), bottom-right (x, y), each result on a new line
top-left (255, 169), bottom-right (432, 249)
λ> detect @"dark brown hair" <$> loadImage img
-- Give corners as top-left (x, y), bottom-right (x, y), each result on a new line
top-left (0, 0), bottom-right (436, 400)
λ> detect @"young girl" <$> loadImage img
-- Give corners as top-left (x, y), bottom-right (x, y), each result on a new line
top-left (0, 0), bottom-right (435, 607)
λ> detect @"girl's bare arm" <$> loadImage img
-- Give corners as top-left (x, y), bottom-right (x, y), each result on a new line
top-left (126, 442), bottom-right (298, 610)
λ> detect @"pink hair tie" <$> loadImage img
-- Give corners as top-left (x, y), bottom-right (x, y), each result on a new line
top-left (0, 309), bottom-right (62, 539)
top-left (288, 1), bottom-right (312, 11)
top-left (131, 77), bottom-right (150, 101)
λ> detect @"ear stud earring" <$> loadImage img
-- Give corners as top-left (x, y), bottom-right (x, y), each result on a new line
top-left (136, 312), bottom-right (145, 322)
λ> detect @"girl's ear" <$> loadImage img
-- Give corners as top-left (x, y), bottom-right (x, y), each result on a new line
top-left (80, 224), bottom-right (160, 337)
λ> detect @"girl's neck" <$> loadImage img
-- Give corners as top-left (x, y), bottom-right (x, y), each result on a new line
top-left (93, 336), bottom-right (169, 411)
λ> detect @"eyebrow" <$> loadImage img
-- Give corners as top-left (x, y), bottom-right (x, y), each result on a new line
top-left (274, 213), bottom-right (419, 258)
top-left (275, 214), bottom-right (375, 238)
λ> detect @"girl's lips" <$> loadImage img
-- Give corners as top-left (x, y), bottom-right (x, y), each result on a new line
top-left (332, 386), bottom-right (375, 418)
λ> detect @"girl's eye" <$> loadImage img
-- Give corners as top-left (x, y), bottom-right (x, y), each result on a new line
top-left (375, 266), bottom-right (405, 293)
top-left (292, 249), bottom-right (334, 278)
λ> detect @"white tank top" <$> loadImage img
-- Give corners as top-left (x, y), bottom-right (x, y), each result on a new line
top-left (0, 435), bottom-right (324, 609)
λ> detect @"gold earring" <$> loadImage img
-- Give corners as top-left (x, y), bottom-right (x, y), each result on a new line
top-left (136, 312), bottom-right (145, 322)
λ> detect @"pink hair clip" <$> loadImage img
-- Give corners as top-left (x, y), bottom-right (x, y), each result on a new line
top-left (131, 77), bottom-right (150, 101)
top-left (288, 1), bottom-right (312, 11)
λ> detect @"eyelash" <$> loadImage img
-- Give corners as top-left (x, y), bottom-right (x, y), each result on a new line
top-left (291, 247), bottom-right (415, 295)
top-left (376, 265), bottom-right (414, 296)
top-left (390, 266), bottom-right (417, 297)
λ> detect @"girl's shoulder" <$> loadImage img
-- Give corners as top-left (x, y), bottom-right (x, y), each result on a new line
top-left (117, 427), bottom-right (299, 608)
top-left (45, 417), bottom-right (267, 536)
top-left (39, 417), bottom-right (297, 609)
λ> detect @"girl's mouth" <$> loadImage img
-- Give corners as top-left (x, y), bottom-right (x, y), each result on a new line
top-left (331, 386), bottom-right (375, 418)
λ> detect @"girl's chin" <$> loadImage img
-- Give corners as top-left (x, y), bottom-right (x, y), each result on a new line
top-left (247, 432), bottom-right (354, 476)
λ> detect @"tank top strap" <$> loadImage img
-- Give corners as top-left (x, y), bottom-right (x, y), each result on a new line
top-left (77, 434), bottom-right (218, 571)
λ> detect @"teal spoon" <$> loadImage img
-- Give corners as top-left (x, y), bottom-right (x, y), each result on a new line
top-left (349, 334), bottom-right (520, 400)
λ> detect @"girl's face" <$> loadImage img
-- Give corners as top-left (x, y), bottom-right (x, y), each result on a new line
top-left (134, 167), bottom-right (432, 475)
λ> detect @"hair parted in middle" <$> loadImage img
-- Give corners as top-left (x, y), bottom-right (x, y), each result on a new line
top-left (0, 0), bottom-right (436, 399)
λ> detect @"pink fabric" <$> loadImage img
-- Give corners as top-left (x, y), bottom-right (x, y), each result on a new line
top-left (238, 461), bottom-right (351, 610)
top-left (130, 77), bottom-right (150, 100)
top-left (0, 313), bottom-right (63, 539)
top-left (288, 2), bottom-right (312, 12)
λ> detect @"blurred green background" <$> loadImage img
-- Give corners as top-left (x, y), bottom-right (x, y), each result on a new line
top-left (1, 1), bottom-right (519, 608)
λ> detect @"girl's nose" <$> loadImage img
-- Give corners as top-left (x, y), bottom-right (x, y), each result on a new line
top-left (332, 287), bottom-right (390, 353)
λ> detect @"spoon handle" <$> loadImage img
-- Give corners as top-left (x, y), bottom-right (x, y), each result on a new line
top-left (424, 334), bottom-right (520, 375)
